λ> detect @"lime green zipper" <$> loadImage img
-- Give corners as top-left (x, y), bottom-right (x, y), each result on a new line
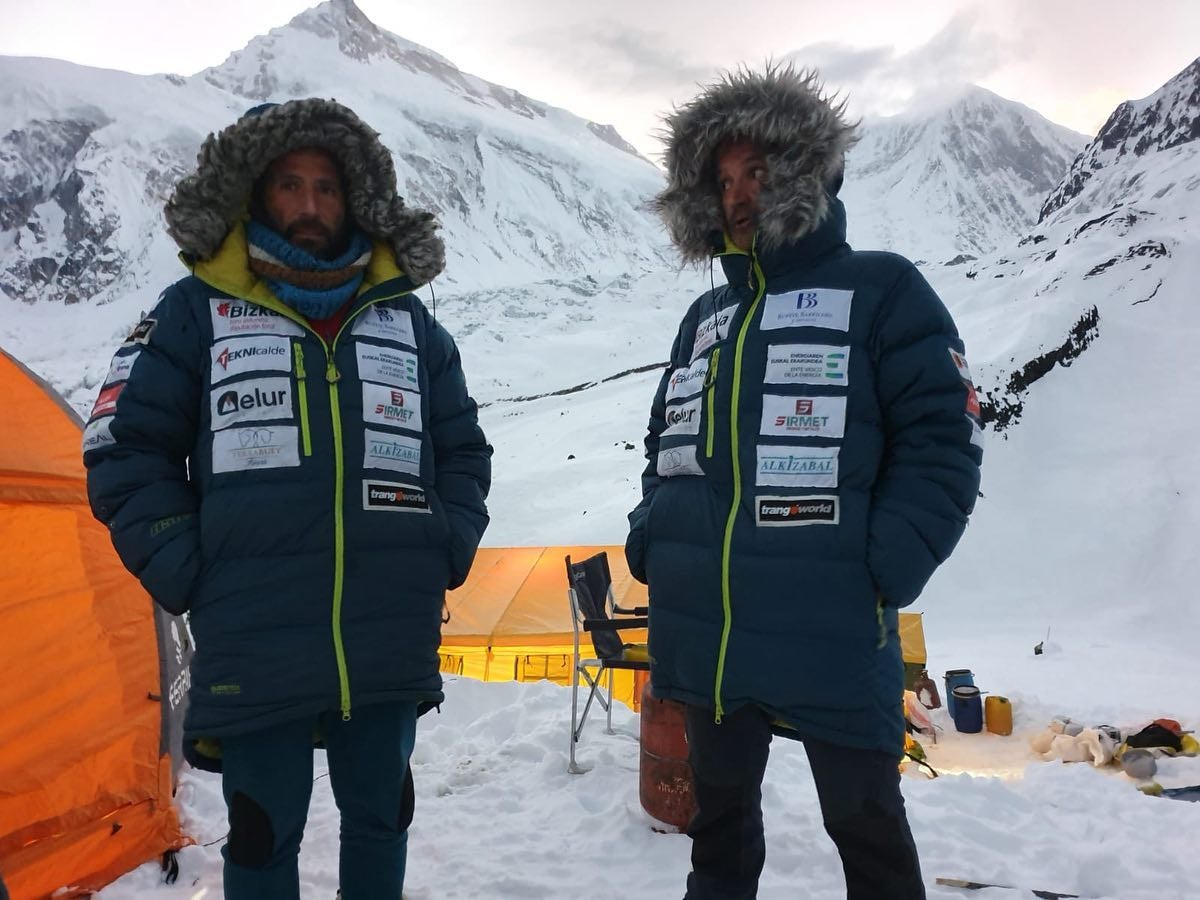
top-left (712, 255), bottom-right (768, 722)
top-left (294, 342), bottom-right (313, 457)
top-left (704, 347), bottom-right (721, 458)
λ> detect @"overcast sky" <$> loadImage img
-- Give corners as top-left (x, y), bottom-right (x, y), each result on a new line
top-left (3, 0), bottom-right (1198, 159)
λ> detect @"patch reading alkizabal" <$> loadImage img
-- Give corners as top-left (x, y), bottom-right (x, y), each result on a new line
top-left (362, 480), bottom-right (432, 513)
top-left (755, 495), bottom-right (840, 527)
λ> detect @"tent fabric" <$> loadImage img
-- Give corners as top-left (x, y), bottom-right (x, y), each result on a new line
top-left (0, 349), bottom-right (183, 899)
top-left (439, 546), bottom-right (926, 711)
top-left (440, 546), bottom-right (649, 707)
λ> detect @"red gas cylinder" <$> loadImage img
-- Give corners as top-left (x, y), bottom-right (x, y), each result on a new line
top-left (639, 682), bottom-right (697, 832)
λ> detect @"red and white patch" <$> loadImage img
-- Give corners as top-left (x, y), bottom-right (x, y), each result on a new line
top-left (91, 382), bottom-right (125, 419)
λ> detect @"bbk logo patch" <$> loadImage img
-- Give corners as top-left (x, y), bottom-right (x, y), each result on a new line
top-left (756, 495), bottom-right (840, 527)
top-left (363, 382), bottom-right (422, 432)
top-left (760, 289), bottom-right (853, 332)
top-left (352, 305), bottom-right (417, 348)
top-left (210, 336), bottom-right (291, 384)
top-left (764, 344), bottom-right (850, 385)
top-left (363, 480), bottom-right (432, 513)
top-left (210, 299), bottom-right (302, 339)
top-left (691, 303), bottom-right (739, 361)
top-left (759, 394), bottom-right (846, 438)
top-left (91, 382), bottom-right (125, 418)
top-left (210, 377), bottom-right (293, 429)
top-left (662, 395), bottom-right (703, 437)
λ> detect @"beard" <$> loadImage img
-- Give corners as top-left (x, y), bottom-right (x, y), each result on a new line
top-left (284, 217), bottom-right (345, 260)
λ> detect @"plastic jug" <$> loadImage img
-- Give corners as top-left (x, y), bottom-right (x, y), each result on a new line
top-left (985, 695), bottom-right (1013, 736)
top-left (951, 685), bottom-right (983, 733)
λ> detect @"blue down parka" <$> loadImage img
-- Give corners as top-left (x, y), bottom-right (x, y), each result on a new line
top-left (83, 100), bottom-right (491, 761)
top-left (626, 69), bottom-right (983, 755)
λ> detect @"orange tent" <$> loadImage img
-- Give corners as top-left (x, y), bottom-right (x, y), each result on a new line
top-left (0, 349), bottom-right (185, 899)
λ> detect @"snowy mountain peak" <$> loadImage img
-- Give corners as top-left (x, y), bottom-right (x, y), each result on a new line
top-left (1039, 56), bottom-right (1200, 221)
top-left (285, 0), bottom-right (454, 68)
top-left (841, 85), bottom-right (1086, 263)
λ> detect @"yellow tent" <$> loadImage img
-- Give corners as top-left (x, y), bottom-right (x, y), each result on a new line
top-left (439, 545), bottom-right (928, 708)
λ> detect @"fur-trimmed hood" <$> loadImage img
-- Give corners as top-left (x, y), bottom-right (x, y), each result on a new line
top-left (165, 98), bottom-right (444, 285)
top-left (655, 65), bottom-right (858, 263)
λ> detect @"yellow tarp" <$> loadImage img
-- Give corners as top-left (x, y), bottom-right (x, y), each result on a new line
top-left (439, 545), bottom-right (926, 709)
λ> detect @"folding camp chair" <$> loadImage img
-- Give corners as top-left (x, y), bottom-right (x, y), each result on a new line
top-left (566, 551), bottom-right (649, 774)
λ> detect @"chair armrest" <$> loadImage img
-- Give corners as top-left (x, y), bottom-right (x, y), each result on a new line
top-left (613, 605), bottom-right (650, 616)
top-left (583, 617), bottom-right (649, 632)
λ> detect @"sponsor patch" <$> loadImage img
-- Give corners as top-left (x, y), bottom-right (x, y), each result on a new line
top-left (210, 336), bottom-right (291, 384)
top-left (363, 383), bottom-right (422, 431)
top-left (210, 377), bottom-right (293, 430)
top-left (949, 348), bottom-right (973, 382)
top-left (764, 344), bottom-right (849, 385)
top-left (663, 395), bottom-right (703, 437)
top-left (356, 343), bottom-right (420, 391)
top-left (104, 350), bottom-right (140, 386)
top-left (691, 303), bottom-right (739, 361)
top-left (755, 445), bottom-right (839, 488)
top-left (759, 394), bottom-right (846, 438)
top-left (364, 429), bottom-right (422, 476)
top-left (124, 317), bottom-right (157, 346)
top-left (352, 305), bottom-right (416, 348)
top-left (91, 382), bottom-right (125, 418)
top-left (756, 495), bottom-right (840, 527)
top-left (760, 289), bottom-right (853, 332)
top-left (81, 415), bottom-right (115, 453)
top-left (210, 299), bottom-right (302, 339)
top-left (212, 426), bottom-right (300, 473)
top-left (657, 443), bottom-right (705, 478)
top-left (665, 357), bottom-right (709, 403)
top-left (968, 415), bottom-right (985, 450)
top-left (363, 480), bottom-right (432, 513)
top-left (965, 383), bottom-right (981, 419)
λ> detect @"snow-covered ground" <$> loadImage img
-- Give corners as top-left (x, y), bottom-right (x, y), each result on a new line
top-left (98, 666), bottom-right (1200, 900)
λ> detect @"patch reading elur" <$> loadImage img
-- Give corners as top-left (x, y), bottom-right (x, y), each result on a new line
top-left (124, 317), bottom-right (157, 346)
top-left (756, 495), bottom-right (840, 527)
top-left (362, 480), bottom-right (432, 513)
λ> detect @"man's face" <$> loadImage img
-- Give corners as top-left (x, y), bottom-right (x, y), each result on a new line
top-left (260, 148), bottom-right (347, 259)
top-left (717, 141), bottom-right (768, 252)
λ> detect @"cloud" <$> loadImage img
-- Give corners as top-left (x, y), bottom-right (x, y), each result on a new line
top-left (785, 7), bottom-right (1019, 116)
top-left (514, 22), bottom-right (716, 95)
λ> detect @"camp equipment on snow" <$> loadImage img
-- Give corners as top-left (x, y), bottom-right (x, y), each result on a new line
top-left (1120, 748), bottom-right (1158, 779)
top-left (565, 551), bottom-right (649, 774)
top-left (944, 668), bottom-right (975, 703)
top-left (914, 669), bottom-right (941, 709)
top-left (952, 685), bottom-right (983, 733)
top-left (985, 695), bottom-right (1013, 735)
top-left (936, 876), bottom-right (1083, 898)
top-left (638, 682), bottom-right (697, 831)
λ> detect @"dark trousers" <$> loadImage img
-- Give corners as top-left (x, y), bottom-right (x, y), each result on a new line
top-left (683, 703), bottom-right (926, 900)
top-left (220, 700), bottom-right (417, 900)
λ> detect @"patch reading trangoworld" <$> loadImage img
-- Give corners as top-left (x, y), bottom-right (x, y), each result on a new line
top-left (362, 480), bottom-right (432, 513)
top-left (755, 495), bottom-right (840, 526)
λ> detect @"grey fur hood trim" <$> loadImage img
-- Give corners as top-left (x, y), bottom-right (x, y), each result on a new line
top-left (165, 98), bottom-right (444, 285)
top-left (655, 65), bottom-right (858, 263)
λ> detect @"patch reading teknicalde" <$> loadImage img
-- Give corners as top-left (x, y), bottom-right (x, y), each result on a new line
top-left (362, 480), bottom-right (431, 513)
top-left (755, 495), bottom-right (840, 527)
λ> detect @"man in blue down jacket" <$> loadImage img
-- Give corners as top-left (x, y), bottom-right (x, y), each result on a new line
top-left (83, 98), bottom-right (491, 898)
top-left (626, 67), bottom-right (983, 899)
